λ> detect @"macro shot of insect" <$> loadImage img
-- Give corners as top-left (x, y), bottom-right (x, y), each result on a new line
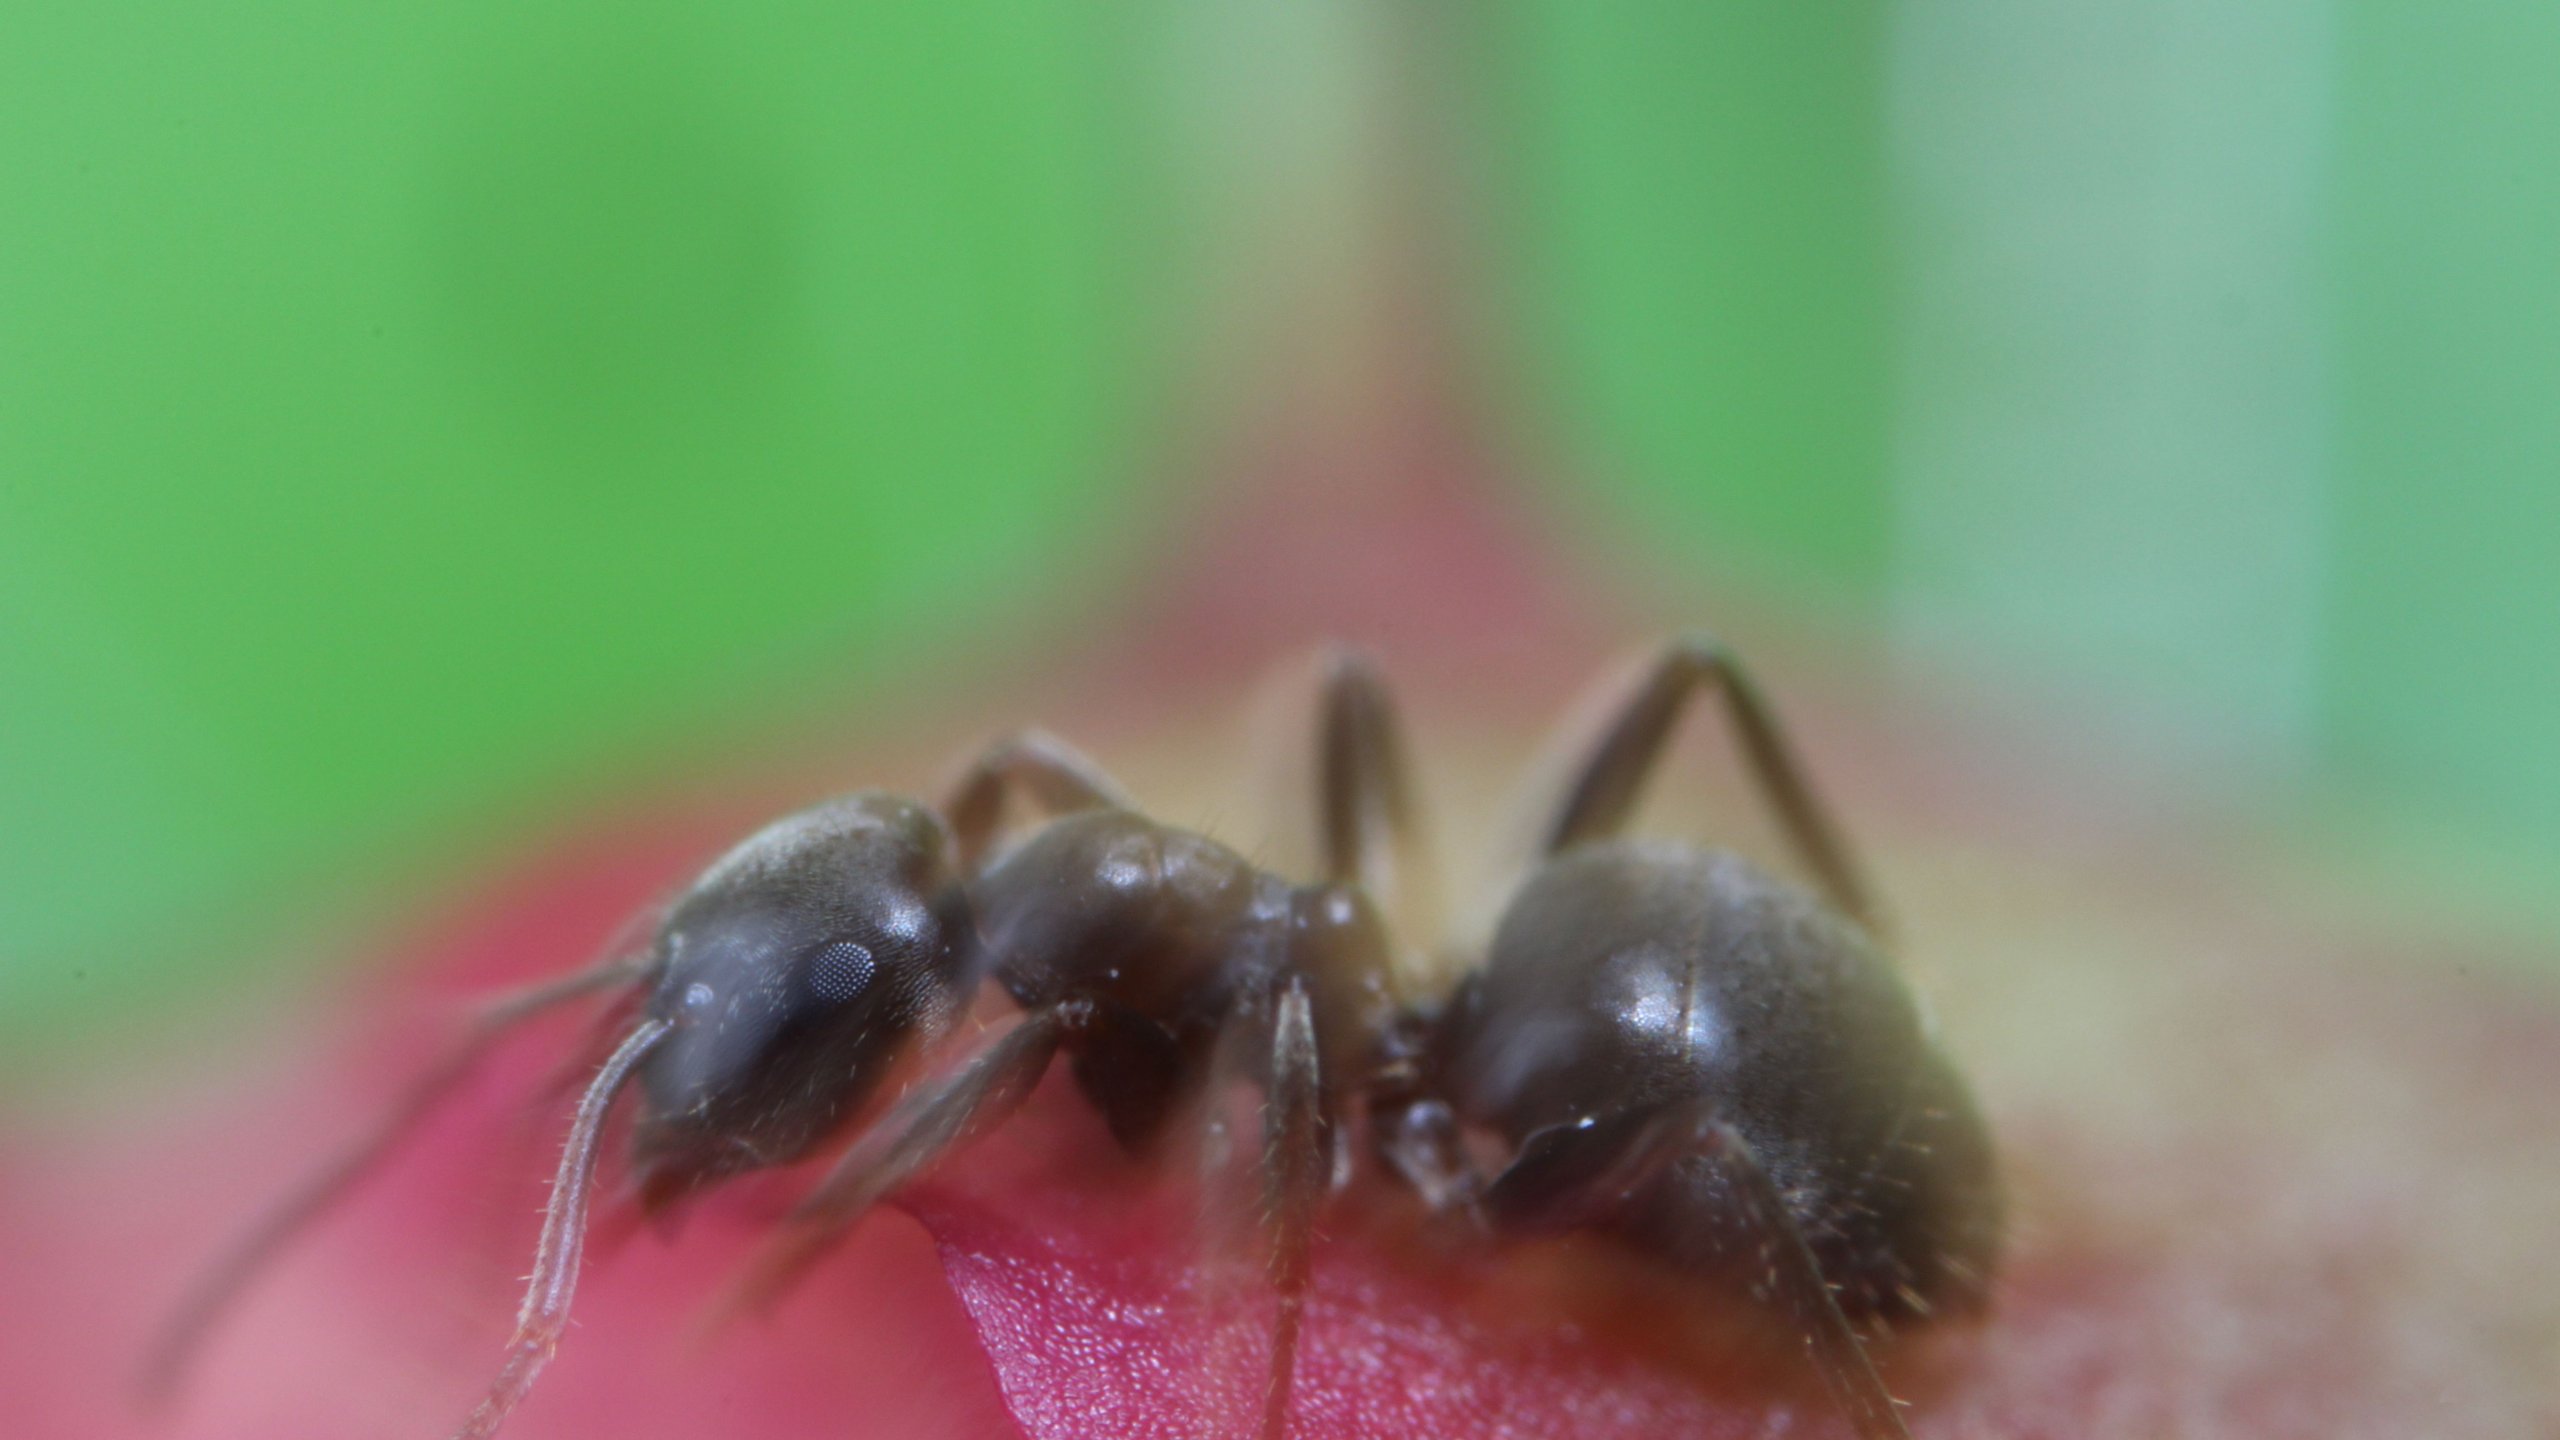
top-left (146, 634), bottom-right (2000, 1440)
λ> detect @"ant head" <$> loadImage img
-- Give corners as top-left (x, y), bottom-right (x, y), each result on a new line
top-left (628, 792), bottom-right (975, 1209)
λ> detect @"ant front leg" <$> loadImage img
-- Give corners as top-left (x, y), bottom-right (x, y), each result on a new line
top-left (715, 1004), bottom-right (1076, 1318)
top-left (942, 729), bottom-right (1134, 871)
top-left (1481, 1105), bottom-right (1913, 1440)
top-left (1523, 635), bottom-right (1880, 931)
top-left (141, 951), bottom-right (653, 1403)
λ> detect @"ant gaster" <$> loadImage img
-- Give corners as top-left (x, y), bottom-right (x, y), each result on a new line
top-left (148, 638), bottom-right (2000, 1440)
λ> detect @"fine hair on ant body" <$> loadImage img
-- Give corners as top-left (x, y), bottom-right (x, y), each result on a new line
top-left (147, 636), bottom-right (2001, 1440)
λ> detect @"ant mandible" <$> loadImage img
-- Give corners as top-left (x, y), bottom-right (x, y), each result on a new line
top-left (147, 637), bottom-right (2000, 1440)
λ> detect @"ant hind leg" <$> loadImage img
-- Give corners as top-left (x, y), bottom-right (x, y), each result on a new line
top-left (1687, 1115), bottom-right (1913, 1440)
top-left (1481, 1105), bottom-right (1913, 1440)
top-left (1518, 635), bottom-right (1881, 932)
top-left (1189, 978), bottom-right (1327, 1440)
top-left (1253, 980), bottom-right (1325, 1440)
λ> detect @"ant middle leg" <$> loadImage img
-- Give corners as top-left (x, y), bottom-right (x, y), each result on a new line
top-left (1308, 647), bottom-right (1437, 944)
top-left (1252, 980), bottom-right (1326, 1440)
top-left (1188, 977), bottom-right (1329, 1440)
top-left (1254, 645), bottom-right (1441, 991)
top-left (1523, 635), bottom-right (1880, 930)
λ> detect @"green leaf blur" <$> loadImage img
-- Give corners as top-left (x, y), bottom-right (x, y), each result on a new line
top-left (1494, 4), bottom-right (2560, 933)
top-left (7, 1), bottom-right (2555, 1061)
top-left (1491, 3), bottom-right (1893, 606)
top-left (0, 0), bottom-right (1129, 1037)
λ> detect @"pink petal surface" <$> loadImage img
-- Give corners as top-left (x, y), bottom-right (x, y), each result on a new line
top-left (5, 670), bottom-right (2556, 1439)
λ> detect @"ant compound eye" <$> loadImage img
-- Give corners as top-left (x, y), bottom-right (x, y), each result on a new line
top-left (682, 981), bottom-right (717, 1015)
top-left (809, 940), bottom-right (878, 1003)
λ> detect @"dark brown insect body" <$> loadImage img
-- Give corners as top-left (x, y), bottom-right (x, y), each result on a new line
top-left (628, 794), bottom-right (974, 1205)
top-left (150, 636), bottom-right (1999, 1440)
top-left (1434, 845), bottom-right (2000, 1326)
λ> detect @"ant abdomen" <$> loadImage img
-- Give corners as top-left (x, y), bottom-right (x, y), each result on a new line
top-left (1435, 842), bottom-right (2002, 1323)
top-left (631, 792), bottom-right (977, 1203)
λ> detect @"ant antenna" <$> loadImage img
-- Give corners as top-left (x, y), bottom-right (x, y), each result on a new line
top-left (140, 954), bottom-right (649, 1405)
top-left (451, 1015), bottom-right (672, 1440)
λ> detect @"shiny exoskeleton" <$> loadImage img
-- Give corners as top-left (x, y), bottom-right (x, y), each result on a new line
top-left (1433, 846), bottom-right (1999, 1325)
top-left (1359, 639), bottom-right (2000, 1438)
top-left (152, 637), bottom-right (1998, 1440)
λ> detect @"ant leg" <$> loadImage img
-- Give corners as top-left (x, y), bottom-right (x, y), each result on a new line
top-left (1249, 646), bottom-right (1441, 995)
top-left (1188, 978), bottom-right (1327, 1440)
top-left (1482, 1107), bottom-right (1912, 1440)
top-left (1306, 646), bottom-right (1439, 950)
top-left (1690, 1117), bottom-right (1912, 1440)
top-left (943, 729), bottom-right (1135, 871)
top-left (140, 952), bottom-right (651, 1403)
top-left (1252, 979), bottom-right (1326, 1440)
top-left (1523, 635), bottom-right (1879, 931)
top-left (451, 1016), bottom-right (673, 1440)
top-left (716, 1004), bottom-right (1072, 1318)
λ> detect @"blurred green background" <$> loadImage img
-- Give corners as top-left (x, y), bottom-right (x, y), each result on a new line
top-left (5, 1), bottom-right (2555, 1064)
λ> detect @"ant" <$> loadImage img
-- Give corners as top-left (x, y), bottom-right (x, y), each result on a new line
top-left (147, 637), bottom-right (2000, 1440)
